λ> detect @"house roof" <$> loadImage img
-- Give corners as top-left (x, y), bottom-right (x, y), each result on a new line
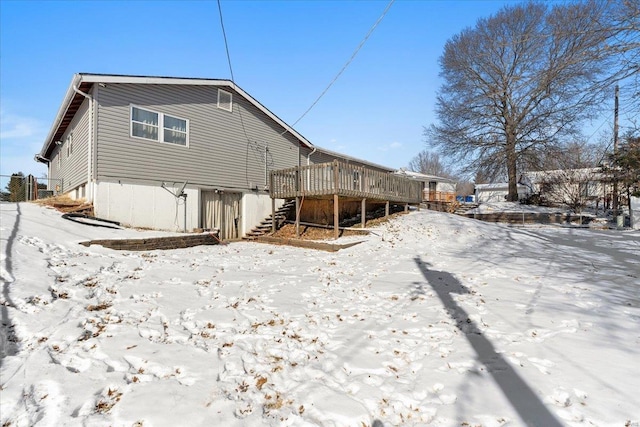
top-left (394, 169), bottom-right (456, 184)
top-left (524, 167), bottom-right (603, 183)
top-left (312, 146), bottom-right (396, 172)
top-left (475, 183), bottom-right (527, 191)
top-left (37, 73), bottom-right (314, 161)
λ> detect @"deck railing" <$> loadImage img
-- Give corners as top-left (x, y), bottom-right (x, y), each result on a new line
top-left (270, 160), bottom-right (422, 204)
top-left (423, 190), bottom-right (457, 203)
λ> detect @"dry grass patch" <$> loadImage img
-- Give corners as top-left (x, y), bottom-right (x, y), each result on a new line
top-left (32, 195), bottom-right (93, 215)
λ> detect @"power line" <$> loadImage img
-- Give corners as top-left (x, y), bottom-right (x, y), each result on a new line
top-left (289, 0), bottom-right (396, 128)
top-left (217, 0), bottom-right (259, 188)
top-left (217, 0), bottom-right (235, 82)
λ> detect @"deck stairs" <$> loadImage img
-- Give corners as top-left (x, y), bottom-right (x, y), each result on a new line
top-left (243, 200), bottom-right (296, 240)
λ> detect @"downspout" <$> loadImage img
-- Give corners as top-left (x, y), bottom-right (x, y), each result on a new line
top-left (73, 84), bottom-right (94, 203)
top-left (305, 147), bottom-right (317, 192)
top-left (306, 146), bottom-right (317, 166)
top-left (34, 155), bottom-right (51, 190)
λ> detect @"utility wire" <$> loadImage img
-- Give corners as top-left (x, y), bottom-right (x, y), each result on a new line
top-left (289, 0), bottom-right (396, 128)
top-left (217, 0), bottom-right (261, 187)
top-left (217, 0), bottom-right (236, 83)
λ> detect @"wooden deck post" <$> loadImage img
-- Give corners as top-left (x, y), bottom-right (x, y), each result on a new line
top-left (271, 198), bottom-right (276, 233)
top-left (361, 198), bottom-right (366, 228)
top-left (385, 200), bottom-right (390, 218)
top-left (295, 196), bottom-right (300, 238)
top-left (333, 160), bottom-right (340, 240)
top-left (333, 194), bottom-right (339, 240)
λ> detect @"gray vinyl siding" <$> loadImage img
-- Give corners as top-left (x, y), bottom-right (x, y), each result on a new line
top-left (49, 97), bottom-right (90, 192)
top-left (300, 147), bottom-right (336, 166)
top-left (94, 84), bottom-right (301, 190)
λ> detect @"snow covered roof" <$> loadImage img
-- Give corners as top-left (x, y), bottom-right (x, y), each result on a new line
top-left (524, 167), bottom-right (604, 183)
top-left (395, 169), bottom-right (456, 183)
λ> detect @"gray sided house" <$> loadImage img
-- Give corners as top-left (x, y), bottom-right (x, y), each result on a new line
top-left (37, 73), bottom-right (411, 239)
top-left (36, 73), bottom-right (321, 239)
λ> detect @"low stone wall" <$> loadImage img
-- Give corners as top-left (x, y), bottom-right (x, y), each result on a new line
top-left (461, 212), bottom-right (594, 225)
top-left (79, 233), bottom-right (221, 251)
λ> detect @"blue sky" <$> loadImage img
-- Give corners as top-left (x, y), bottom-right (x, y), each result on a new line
top-left (3, 0), bottom-right (620, 183)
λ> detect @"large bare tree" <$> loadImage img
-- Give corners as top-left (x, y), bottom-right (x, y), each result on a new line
top-left (427, 1), bottom-right (638, 201)
top-left (407, 150), bottom-right (454, 178)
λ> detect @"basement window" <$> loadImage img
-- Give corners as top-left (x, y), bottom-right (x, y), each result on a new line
top-left (217, 89), bottom-right (232, 112)
top-left (131, 105), bottom-right (188, 147)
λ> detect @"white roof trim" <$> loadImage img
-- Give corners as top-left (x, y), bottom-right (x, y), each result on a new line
top-left (40, 74), bottom-right (82, 158)
top-left (78, 74), bottom-right (232, 86)
top-left (39, 73), bottom-right (314, 159)
top-left (395, 169), bottom-right (456, 183)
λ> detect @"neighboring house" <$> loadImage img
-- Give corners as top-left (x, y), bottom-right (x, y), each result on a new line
top-left (631, 196), bottom-right (640, 229)
top-left (474, 183), bottom-right (529, 203)
top-left (522, 168), bottom-right (608, 210)
top-left (394, 170), bottom-right (457, 202)
top-left (36, 73), bottom-right (417, 239)
top-left (36, 73), bottom-right (379, 239)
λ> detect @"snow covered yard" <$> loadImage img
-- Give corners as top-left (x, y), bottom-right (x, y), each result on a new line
top-left (1, 202), bottom-right (639, 427)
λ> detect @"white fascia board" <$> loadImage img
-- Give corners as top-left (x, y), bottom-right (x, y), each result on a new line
top-left (40, 74), bottom-right (315, 160)
top-left (79, 74), bottom-right (315, 149)
top-left (39, 73), bottom-right (83, 159)
top-left (228, 82), bottom-right (314, 149)
top-left (79, 74), bottom-right (230, 86)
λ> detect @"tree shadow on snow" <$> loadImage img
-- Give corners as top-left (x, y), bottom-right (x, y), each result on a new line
top-left (413, 256), bottom-right (562, 427)
top-left (0, 203), bottom-right (20, 366)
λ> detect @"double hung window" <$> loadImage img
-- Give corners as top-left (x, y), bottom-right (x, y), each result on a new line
top-left (131, 106), bottom-right (188, 146)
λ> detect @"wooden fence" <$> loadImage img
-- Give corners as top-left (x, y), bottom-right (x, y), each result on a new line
top-left (270, 160), bottom-right (422, 204)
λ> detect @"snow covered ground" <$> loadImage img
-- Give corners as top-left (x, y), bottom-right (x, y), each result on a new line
top-left (465, 201), bottom-right (571, 214)
top-left (1, 202), bottom-right (639, 427)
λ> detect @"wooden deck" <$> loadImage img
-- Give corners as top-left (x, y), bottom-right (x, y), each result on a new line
top-left (270, 160), bottom-right (422, 204)
top-left (269, 161), bottom-right (422, 239)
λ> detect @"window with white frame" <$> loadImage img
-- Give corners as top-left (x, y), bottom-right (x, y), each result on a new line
top-left (131, 106), bottom-right (188, 146)
top-left (163, 115), bottom-right (188, 146)
top-left (66, 133), bottom-right (73, 157)
top-left (217, 89), bottom-right (232, 112)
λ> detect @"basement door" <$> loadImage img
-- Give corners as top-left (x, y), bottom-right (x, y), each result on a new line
top-left (201, 191), bottom-right (242, 240)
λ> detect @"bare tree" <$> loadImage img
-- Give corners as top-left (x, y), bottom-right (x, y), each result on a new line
top-left (521, 141), bottom-right (607, 211)
top-left (456, 181), bottom-right (475, 197)
top-left (537, 141), bottom-right (607, 171)
top-left (407, 150), bottom-right (454, 178)
top-left (427, 1), bottom-right (637, 201)
top-left (533, 169), bottom-right (601, 213)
